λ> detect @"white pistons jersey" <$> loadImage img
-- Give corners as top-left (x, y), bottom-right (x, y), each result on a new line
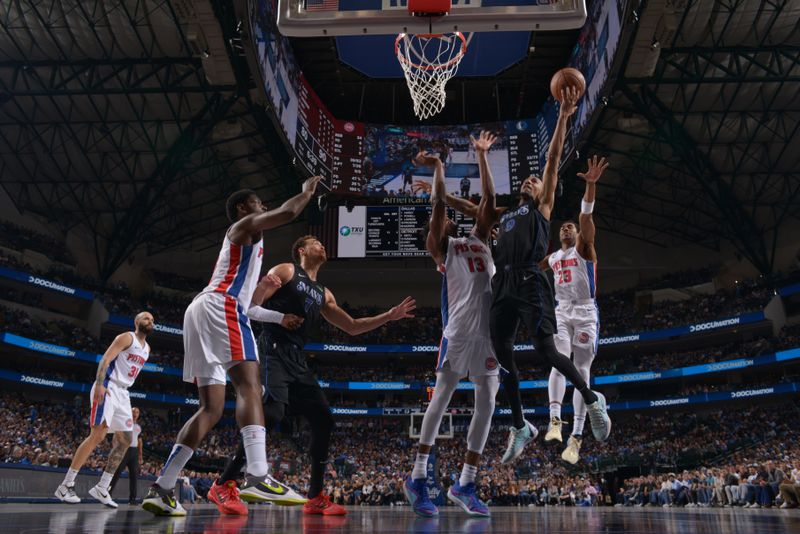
top-left (440, 234), bottom-right (496, 340)
top-left (548, 246), bottom-right (597, 302)
top-left (104, 332), bottom-right (150, 388)
top-left (201, 232), bottom-right (264, 309)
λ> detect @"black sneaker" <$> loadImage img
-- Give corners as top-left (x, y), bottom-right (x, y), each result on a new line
top-left (142, 484), bottom-right (187, 516)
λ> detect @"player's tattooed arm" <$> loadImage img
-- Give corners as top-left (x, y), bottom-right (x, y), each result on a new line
top-left (576, 155), bottom-right (607, 262)
top-left (92, 333), bottom-right (133, 406)
top-left (322, 288), bottom-right (416, 336)
top-left (540, 86), bottom-right (579, 220)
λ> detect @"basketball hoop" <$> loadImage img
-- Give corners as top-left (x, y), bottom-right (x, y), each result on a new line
top-left (395, 31), bottom-right (467, 120)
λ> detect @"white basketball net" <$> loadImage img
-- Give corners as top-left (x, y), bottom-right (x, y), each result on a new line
top-left (395, 32), bottom-right (467, 120)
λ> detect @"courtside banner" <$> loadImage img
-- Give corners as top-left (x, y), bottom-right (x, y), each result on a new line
top-left (6, 332), bottom-right (799, 390)
top-left (107, 314), bottom-right (184, 336)
top-left (780, 283), bottom-right (800, 297)
top-left (2, 366), bottom-right (795, 415)
top-left (0, 368), bottom-right (234, 409)
top-left (0, 267), bottom-right (93, 300)
top-left (115, 311), bottom-right (768, 349)
top-left (0, 333), bottom-right (183, 377)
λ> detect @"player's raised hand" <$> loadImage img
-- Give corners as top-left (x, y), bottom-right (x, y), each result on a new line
top-left (281, 313), bottom-right (305, 330)
top-left (388, 296), bottom-right (416, 320)
top-left (577, 155), bottom-right (609, 183)
top-left (414, 151), bottom-right (441, 167)
top-left (303, 175), bottom-right (323, 195)
top-left (559, 86), bottom-right (580, 118)
top-left (259, 273), bottom-right (283, 290)
top-left (411, 180), bottom-right (432, 195)
top-left (470, 130), bottom-right (498, 153)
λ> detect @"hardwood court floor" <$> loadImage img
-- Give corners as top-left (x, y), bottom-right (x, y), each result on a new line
top-left (2, 503), bottom-right (799, 533)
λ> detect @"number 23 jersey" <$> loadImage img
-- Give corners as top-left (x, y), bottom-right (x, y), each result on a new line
top-left (440, 234), bottom-right (496, 341)
top-left (547, 246), bottom-right (597, 302)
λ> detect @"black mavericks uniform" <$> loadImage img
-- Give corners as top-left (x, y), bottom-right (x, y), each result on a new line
top-left (490, 198), bottom-right (556, 338)
top-left (220, 264), bottom-right (334, 496)
top-left (260, 264), bottom-right (328, 408)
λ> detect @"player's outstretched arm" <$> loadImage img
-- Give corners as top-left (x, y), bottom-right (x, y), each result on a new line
top-left (412, 180), bottom-right (479, 219)
top-left (322, 289), bottom-right (416, 336)
top-left (576, 155), bottom-right (608, 262)
top-left (445, 193), bottom-right (478, 218)
top-left (417, 151), bottom-right (449, 265)
top-left (240, 176), bottom-right (322, 234)
top-left (92, 332), bottom-right (134, 407)
top-left (540, 87), bottom-right (579, 219)
top-left (471, 131), bottom-right (501, 240)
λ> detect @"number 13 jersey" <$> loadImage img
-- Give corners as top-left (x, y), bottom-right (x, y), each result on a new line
top-left (548, 246), bottom-right (597, 302)
top-left (440, 234), bottom-right (496, 340)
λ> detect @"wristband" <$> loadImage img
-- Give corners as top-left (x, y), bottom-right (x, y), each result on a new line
top-left (247, 306), bottom-right (285, 324)
top-left (581, 200), bottom-right (595, 214)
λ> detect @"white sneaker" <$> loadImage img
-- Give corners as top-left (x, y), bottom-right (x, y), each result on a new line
top-left (240, 475), bottom-right (308, 505)
top-left (500, 420), bottom-right (538, 464)
top-left (561, 435), bottom-right (582, 465)
top-left (55, 483), bottom-right (81, 504)
top-left (88, 485), bottom-right (118, 509)
top-left (544, 418), bottom-right (563, 443)
top-left (780, 503), bottom-right (790, 509)
top-left (586, 392), bottom-right (611, 442)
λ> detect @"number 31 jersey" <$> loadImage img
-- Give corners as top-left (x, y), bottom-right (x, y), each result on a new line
top-left (105, 332), bottom-right (150, 388)
top-left (548, 246), bottom-right (597, 302)
top-left (440, 234), bottom-right (496, 341)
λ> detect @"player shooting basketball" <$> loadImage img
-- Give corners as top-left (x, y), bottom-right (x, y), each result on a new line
top-left (442, 84), bottom-right (611, 465)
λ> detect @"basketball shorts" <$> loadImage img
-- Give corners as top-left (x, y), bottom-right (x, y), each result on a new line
top-left (183, 292), bottom-right (259, 385)
top-left (554, 302), bottom-right (600, 357)
top-left (89, 382), bottom-right (133, 432)
top-left (436, 336), bottom-right (500, 379)
top-left (490, 267), bottom-right (557, 340)
top-left (260, 336), bottom-right (327, 409)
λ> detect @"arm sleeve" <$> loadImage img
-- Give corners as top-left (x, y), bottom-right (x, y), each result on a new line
top-left (246, 305), bottom-right (285, 324)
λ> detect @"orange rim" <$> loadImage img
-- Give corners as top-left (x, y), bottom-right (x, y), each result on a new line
top-left (395, 32), bottom-right (467, 71)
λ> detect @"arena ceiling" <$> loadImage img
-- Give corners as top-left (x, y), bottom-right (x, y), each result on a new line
top-left (0, 0), bottom-right (302, 280)
top-left (557, 0), bottom-right (800, 274)
top-left (0, 0), bottom-right (798, 281)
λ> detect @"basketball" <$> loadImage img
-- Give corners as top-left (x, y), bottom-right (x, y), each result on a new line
top-left (550, 67), bottom-right (586, 101)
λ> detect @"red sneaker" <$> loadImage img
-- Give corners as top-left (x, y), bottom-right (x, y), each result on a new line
top-left (302, 493), bottom-right (347, 516)
top-left (208, 480), bottom-right (248, 516)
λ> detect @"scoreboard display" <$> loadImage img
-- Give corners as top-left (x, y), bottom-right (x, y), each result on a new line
top-left (337, 205), bottom-right (477, 258)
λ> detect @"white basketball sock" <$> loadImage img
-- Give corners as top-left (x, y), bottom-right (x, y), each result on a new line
top-left (96, 471), bottom-right (114, 491)
top-left (156, 444), bottom-right (194, 491)
top-left (549, 402), bottom-right (562, 420)
top-left (459, 464), bottom-right (478, 487)
top-left (62, 468), bottom-right (79, 486)
top-left (242, 425), bottom-right (268, 479)
top-left (412, 453), bottom-right (429, 480)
